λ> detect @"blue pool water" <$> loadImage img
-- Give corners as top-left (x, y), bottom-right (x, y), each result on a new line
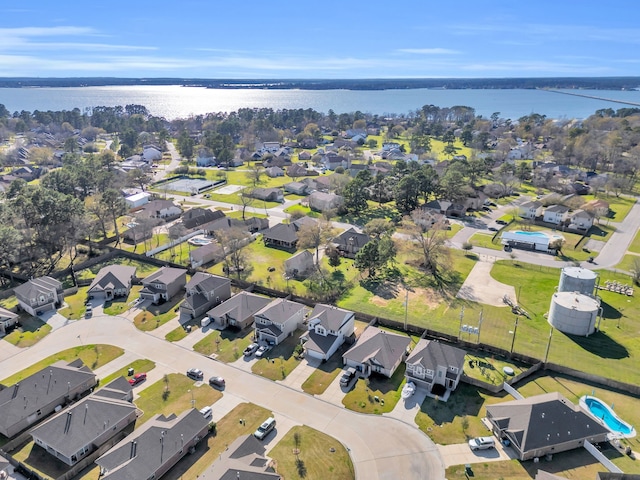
top-left (512, 230), bottom-right (547, 237)
top-left (585, 397), bottom-right (633, 435)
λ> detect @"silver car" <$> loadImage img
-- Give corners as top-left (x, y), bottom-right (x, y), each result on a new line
top-left (468, 436), bottom-right (495, 451)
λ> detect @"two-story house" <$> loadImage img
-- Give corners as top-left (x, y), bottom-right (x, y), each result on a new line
top-left (519, 200), bottom-right (544, 220)
top-left (300, 304), bottom-right (355, 361)
top-left (206, 292), bottom-right (271, 330)
top-left (543, 205), bottom-right (570, 225)
top-left (139, 267), bottom-right (187, 305)
top-left (568, 209), bottom-right (594, 231)
top-left (14, 276), bottom-right (64, 316)
top-left (88, 265), bottom-right (136, 301)
top-left (0, 306), bottom-right (18, 336)
top-left (180, 273), bottom-right (231, 319)
top-left (332, 228), bottom-right (370, 259)
top-left (254, 299), bottom-right (306, 346)
top-left (405, 339), bottom-right (466, 399)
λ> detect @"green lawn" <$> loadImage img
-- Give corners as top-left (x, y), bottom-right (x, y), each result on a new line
top-left (615, 253), bottom-right (640, 272)
top-left (252, 330), bottom-right (306, 381)
top-left (133, 296), bottom-right (182, 331)
top-left (586, 193), bottom-right (636, 222)
top-left (153, 242), bottom-right (193, 266)
top-left (3, 315), bottom-right (52, 347)
top-left (117, 233), bottom-right (170, 254)
top-left (59, 286), bottom-right (90, 319)
top-left (100, 359), bottom-right (156, 385)
top-left (629, 230), bottom-right (640, 254)
top-left (0, 344), bottom-right (123, 385)
top-left (103, 285), bottom-right (143, 315)
top-left (135, 373), bottom-right (223, 425)
top-left (342, 364), bottom-right (406, 414)
top-left (301, 345), bottom-right (350, 395)
top-left (469, 232), bottom-right (503, 251)
top-left (270, 425), bottom-right (355, 480)
top-left (76, 258), bottom-right (158, 281)
top-left (0, 295), bottom-right (18, 310)
top-left (193, 326), bottom-right (254, 363)
top-left (166, 319), bottom-right (200, 342)
top-left (463, 353), bottom-right (528, 386)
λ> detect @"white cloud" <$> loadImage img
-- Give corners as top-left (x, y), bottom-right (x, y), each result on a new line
top-left (396, 48), bottom-right (461, 55)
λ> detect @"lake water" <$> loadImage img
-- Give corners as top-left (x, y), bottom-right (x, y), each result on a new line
top-left (2, 85), bottom-right (640, 121)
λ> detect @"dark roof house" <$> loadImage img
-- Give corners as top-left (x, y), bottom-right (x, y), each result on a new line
top-left (180, 273), bottom-right (231, 319)
top-left (182, 208), bottom-right (225, 230)
top-left (332, 228), bottom-right (370, 259)
top-left (140, 267), bottom-right (187, 304)
top-left (88, 265), bottom-right (136, 301)
top-left (405, 339), bottom-right (466, 398)
top-left (342, 326), bottom-right (411, 378)
top-left (206, 291), bottom-right (271, 330)
top-left (199, 434), bottom-right (281, 480)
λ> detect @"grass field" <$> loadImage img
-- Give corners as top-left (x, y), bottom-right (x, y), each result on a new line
top-left (193, 326), bottom-right (254, 363)
top-left (270, 425), bottom-right (355, 480)
top-left (3, 315), bottom-right (52, 347)
top-left (59, 286), bottom-right (90, 319)
top-left (614, 253), bottom-right (640, 273)
top-left (0, 344), bottom-right (123, 385)
top-left (469, 232), bottom-right (503, 251)
top-left (342, 364), bottom-right (406, 414)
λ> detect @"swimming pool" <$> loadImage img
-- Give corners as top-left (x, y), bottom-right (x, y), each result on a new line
top-left (580, 395), bottom-right (636, 438)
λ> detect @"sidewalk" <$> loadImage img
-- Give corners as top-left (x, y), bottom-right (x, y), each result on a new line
top-left (145, 316), bottom-right (181, 340)
top-left (93, 350), bottom-right (140, 378)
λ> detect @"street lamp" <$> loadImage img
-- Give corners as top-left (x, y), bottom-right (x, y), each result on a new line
top-left (189, 389), bottom-right (195, 408)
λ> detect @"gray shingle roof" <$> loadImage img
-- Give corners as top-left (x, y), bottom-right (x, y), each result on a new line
top-left (199, 434), bottom-right (281, 480)
top-left (14, 276), bottom-right (62, 299)
top-left (207, 292), bottom-right (271, 322)
top-left (263, 223), bottom-right (298, 243)
top-left (255, 298), bottom-right (305, 323)
top-left (342, 327), bottom-right (411, 371)
top-left (142, 266), bottom-right (186, 286)
top-left (88, 265), bottom-right (136, 293)
top-left (308, 304), bottom-right (354, 331)
top-left (185, 272), bottom-right (229, 292)
top-left (405, 339), bottom-right (466, 372)
top-left (333, 228), bottom-right (370, 249)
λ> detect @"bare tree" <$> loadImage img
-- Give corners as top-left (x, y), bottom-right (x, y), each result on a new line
top-left (296, 220), bottom-right (337, 267)
top-left (403, 211), bottom-right (450, 285)
top-left (239, 188), bottom-right (255, 220)
top-left (216, 227), bottom-right (250, 279)
top-left (246, 164), bottom-right (265, 187)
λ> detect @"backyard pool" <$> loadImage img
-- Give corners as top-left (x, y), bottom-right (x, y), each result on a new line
top-left (580, 395), bottom-right (636, 438)
top-left (188, 237), bottom-right (212, 246)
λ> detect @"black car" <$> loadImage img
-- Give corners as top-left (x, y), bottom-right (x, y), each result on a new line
top-left (209, 376), bottom-right (226, 388)
top-left (186, 368), bottom-right (204, 380)
top-left (496, 219), bottom-right (508, 225)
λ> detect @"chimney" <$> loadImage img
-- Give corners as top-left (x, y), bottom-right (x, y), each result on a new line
top-left (130, 441), bottom-right (137, 459)
top-left (64, 411), bottom-right (72, 434)
top-left (12, 384), bottom-right (19, 399)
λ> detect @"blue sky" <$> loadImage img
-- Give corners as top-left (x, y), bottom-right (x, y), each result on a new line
top-left (1, 1), bottom-right (638, 78)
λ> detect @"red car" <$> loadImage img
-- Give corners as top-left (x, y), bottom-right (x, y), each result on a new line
top-left (128, 373), bottom-right (147, 386)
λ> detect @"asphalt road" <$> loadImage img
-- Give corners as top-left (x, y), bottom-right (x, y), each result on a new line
top-left (0, 315), bottom-right (445, 480)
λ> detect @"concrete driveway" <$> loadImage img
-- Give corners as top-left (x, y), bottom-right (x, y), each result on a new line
top-left (456, 259), bottom-right (517, 306)
top-left (0, 315), bottom-right (446, 480)
top-left (438, 440), bottom-right (517, 468)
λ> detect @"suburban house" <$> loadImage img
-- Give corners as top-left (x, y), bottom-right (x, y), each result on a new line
top-left (180, 273), bottom-right (231, 319)
top-left (0, 306), bottom-right (18, 336)
top-left (0, 360), bottom-right (97, 438)
top-left (262, 217), bottom-right (315, 251)
top-left (189, 242), bottom-right (225, 268)
top-left (206, 291), bottom-right (271, 330)
top-left (321, 153), bottom-right (350, 171)
top-left (308, 191), bottom-right (344, 212)
top-left (265, 166), bottom-right (285, 178)
top-left (254, 298), bottom-right (306, 345)
top-left (519, 200), bottom-right (544, 220)
top-left (124, 192), bottom-right (151, 209)
top-left (14, 276), bottom-right (64, 316)
top-left (584, 199), bottom-right (610, 218)
top-left (142, 146), bottom-right (162, 163)
top-left (543, 205), bottom-right (570, 225)
top-left (88, 265), bottom-right (136, 301)
top-left (485, 392), bottom-right (609, 461)
top-left (95, 409), bottom-right (209, 480)
top-left (286, 164), bottom-right (308, 178)
top-left (122, 224), bottom-right (154, 244)
top-left (136, 200), bottom-right (182, 220)
top-left (332, 228), bottom-right (371, 259)
top-left (140, 267), bottom-right (187, 304)
top-left (568, 209), bottom-right (595, 231)
top-left (196, 149), bottom-right (216, 167)
top-left (342, 326), bottom-right (411, 378)
top-left (199, 434), bottom-right (280, 480)
top-left (405, 340), bottom-right (466, 398)
top-left (463, 190), bottom-right (489, 211)
top-left (249, 187), bottom-right (284, 203)
top-left (300, 304), bottom-right (355, 361)
top-left (284, 250), bottom-right (315, 278)
top-left (302, 176), bottom-right (331, 192)
top-left (30, 377), bottom-right (136, 467)
top-left (283, 181), bottom-right (309, 195)
top-left (182, 208), bottom-right (225, 230)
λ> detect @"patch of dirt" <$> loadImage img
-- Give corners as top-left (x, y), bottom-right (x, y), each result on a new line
top-left (369, 284), bottom-right (442, 309)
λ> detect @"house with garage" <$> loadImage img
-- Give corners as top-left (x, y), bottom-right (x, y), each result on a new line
top-left (0, 307), bottom-right (18, 336)
top-left (142, 146), bottom-right (162, 163)
top-left (342, 326), bottom-right (411, 378)
top-left (180, 273), bottom-right (231, 319)
top-left (206, 291), bottom-right (271, 330)
top-left (88, 265), bottom-right (136, 301)
top-left (568, 209), bottom-right (594, 231)
top-left (405, 340), bottom-right (466, 398)
top-left (30, 378), bottom-right (136, 467)
top-left (95, 409), bottom-right (209, 480)
top-left (284, 250), bottom-right (315, 278)
top-left (182, 208), bottom-right (225, 230)
top-left (136, 200), bottom-right (182, 220)
top-left (308, 191), bottom-right (344, 212)
top-left (332, 228), bottom-right (370, 259)
top-left (543, 205), bottom-right (570, 225)
top-left (14, 276), bottom-right (64, 316)
top-left (265, 166), bottom-right (285, 178)
top-left (199, 434), bottom-right (281, 480)
top-left (519, 200), bottom-right (544, 220)
top-left (283, 181), bottom-right (310, 195)
top-left (485, 392), bottom-right (609, 461)
top-left (249, 187), bottom-right (284, 203)
top-left (139, 267), bottom-right (187, 304)
top-left (300, 304), bottom-right (355, 361)
top-left (189, 242), bottom-right (225, 268)
top-left (0, 360), bottom-right (97, 438)
top-left (254, 298), bottom-right (306, 346)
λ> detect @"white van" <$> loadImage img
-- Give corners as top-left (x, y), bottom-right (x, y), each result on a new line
top-left (199, 406), bottom-right (212, 419)
top-left (201, 317), bottom-right (211, 327)
top-left (254, 417), bottom-right (276, 440)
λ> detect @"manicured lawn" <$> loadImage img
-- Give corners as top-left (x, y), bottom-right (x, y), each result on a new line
top-left (75, 258), bottom-right (158, 281)
top-left (301, 344), bottom-right (351, 395)
top-left (252, 330), bottom-right (306, 381)
top-left (135, 373), bottom-right (223, 425)
top-left (0, 295), bottom-right (18, 310)
top-left (614, 253), bottom-right (640, 273)
top-left (0, 344), bottom-right (123, 385)
top-left (342, 364), bottom-right (406, 414)
top-left (117, 233), bottom-right (170, 254)
top-left (469, 232), bottom-right (503, 251)
top-left (270, 425), bottom-right (355, 480)
top-left (153, 241), bottom-right (193, 266)
top-left (463, 353), bottom-right (528, 386)
top-left (587, 193), bottom-right (636, 222)
top-left (193, 327), bottom-right (254, 363)
top-left (59, 286), bottom-right (89, 320)
top-left (100, 359), bottom-right (156, 385)
top-left (103, 285), bottom-right (143, 315)
top-left (133, 296), bottom-right (182, 331)
top-left (3, 315), bottom-right (52, 347)
top-left (166, 319), bottom-right (200, 342)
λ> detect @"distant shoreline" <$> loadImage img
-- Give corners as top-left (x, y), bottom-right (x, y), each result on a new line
top-left (1, 77), bottom-right (639, 91)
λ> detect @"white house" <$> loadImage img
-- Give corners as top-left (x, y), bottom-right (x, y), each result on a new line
top-left (300, 304), bottom-right (355, 361)
top-left (568, 209), bottom-right (594, 231)
top-left (308, 191), bottom-right (344, 212)
top-left (519, 200), bottom-right (544, 220)
top-left (125, 192), bottom-right (151, 209)
top-left (405, 340), bottom-right (466, 399)
top-left (543, 204), bottom-right (570, 225)
top-left (142, 146), bottom-right (162, 163)
top-left (254, 299), bottom-right (306, 345)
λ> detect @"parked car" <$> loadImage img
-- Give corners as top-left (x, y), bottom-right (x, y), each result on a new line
top-left (488, 226), bottom-right (499, 232)
top-left (128, 373), bottom-right (147, 386)
top-left (255, 345), bottom-right (270, 358)
top-left (243, 343), bottom-right (259, 357)
top-left (496, 219), bottom-right (508, 225)
top-left (468, 436), bottom-right (495, 451)
top-left (482, 206), bottom-right (492, 212)
top-left (339, 367), bottom-right (357, 387)
top-left (208, 376), bottom-right (225, 389)
top-left (199, 406), bottom-right (212, 419)
top-left (85, 305), bottom-right (92, 318)
top-left (186, 368), bottom-right (204, 380)
top-left (254, 417), bottom-right (276, 440)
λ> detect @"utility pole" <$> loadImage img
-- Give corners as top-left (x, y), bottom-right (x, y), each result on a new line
top-left (544, 327), bottom-right (554, 363)
top-left (403, 288), bottom-right (409, 331)
top-left (458, 306), bottom-right (465, 340)
top-left (510, 316), bottom-right (519, 355)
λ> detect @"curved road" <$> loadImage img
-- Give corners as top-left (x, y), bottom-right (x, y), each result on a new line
top-left (0, 315), bottom-right (445, 480)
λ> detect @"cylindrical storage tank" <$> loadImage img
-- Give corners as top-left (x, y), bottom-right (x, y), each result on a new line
top-left (548, 292), bottom-right (599, 336)
top-left (558, 267), bottom-right (597, 296)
